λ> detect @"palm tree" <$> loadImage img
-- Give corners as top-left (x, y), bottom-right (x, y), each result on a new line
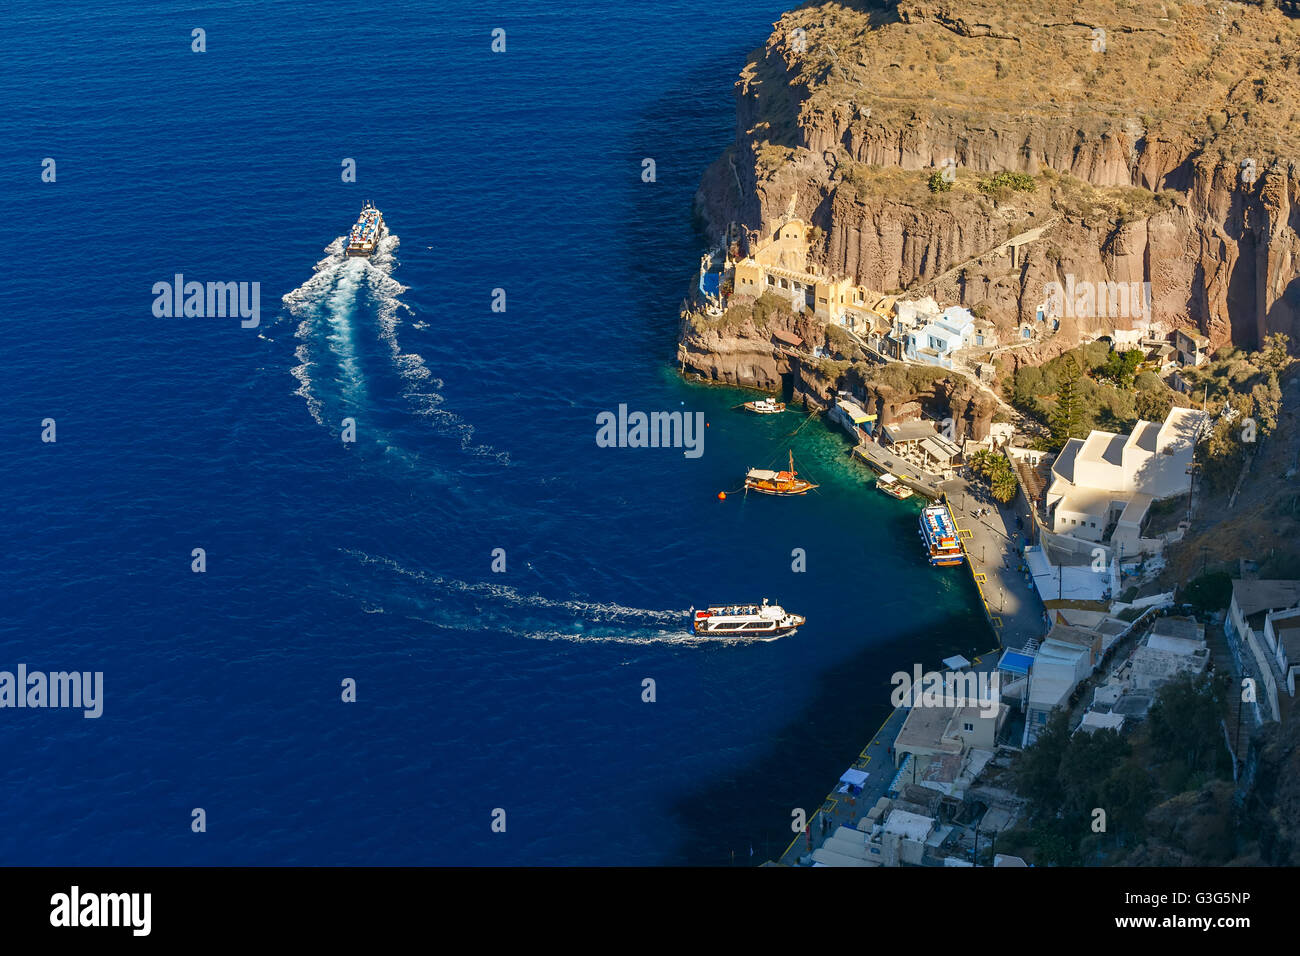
top-left (991, 465), bottom-right (1019, 503)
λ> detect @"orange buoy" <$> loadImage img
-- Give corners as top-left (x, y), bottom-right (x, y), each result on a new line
top-left (718, 491), bottom-right (727, 500)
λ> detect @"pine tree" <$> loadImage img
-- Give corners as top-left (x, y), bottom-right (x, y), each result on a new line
top-left (1051, 358), bottom-right (1084, 445)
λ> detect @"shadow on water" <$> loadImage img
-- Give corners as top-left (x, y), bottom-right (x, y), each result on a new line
top-left (667, 603), bottom-right (994, 867)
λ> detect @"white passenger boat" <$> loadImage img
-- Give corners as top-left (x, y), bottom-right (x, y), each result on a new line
top-left (345, 202), bottom-right (385, 257)
top-left (689, 599), bottom-right (805, 640)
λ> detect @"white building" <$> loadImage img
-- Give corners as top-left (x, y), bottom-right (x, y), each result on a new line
top-left (1264, 607), bottom-right (1300, 698)
top-left (1045, 406), bottom-right (1206, 552)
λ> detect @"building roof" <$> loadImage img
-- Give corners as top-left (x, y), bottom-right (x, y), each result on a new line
top-left (1080, 431), bottom-right (1126, 467)
top-left (1146, 634), bottom-right (1204, 656)
top-left (1176, 327), bottom-right (1211, 347)
top-left (1149, 616), bottom-right (1205, 643)
top-left (882, 809), bottom-right (935, 842)
top-left (1232, 580), bottom-right (1300, 618)
top-left (1052, 438), bottom-right (1084, 484)
top-left (1129, 420), bottom-right (1160, 453)
top-left (919, 436), bottom-right (960, 463)
top-left (1116, 493), bottom-right (1154, 528)
top-left (1055, 486), bottom-right (1117, 519)
top-left (1269, 610), bottom-right (1300, 665)
top-left (894, 705), bottom-right (964, 756)
top-left (1078, 711), bottom-right (1125, 734)
top-left (1045, 623), bottom-right (1100, 651)
top-left (884, 420), bottom-right (939, 444)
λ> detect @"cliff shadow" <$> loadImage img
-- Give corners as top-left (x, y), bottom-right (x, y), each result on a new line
top-left (665, 596), bottom-right (992, 865)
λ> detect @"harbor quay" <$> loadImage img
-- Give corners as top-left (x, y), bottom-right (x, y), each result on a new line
top-left (772, 643), bottom-right (1003, 867)
top-left (769, 474), bottom-right (1046, 866)
top-left (941, 476), bottom-right (1048, 653)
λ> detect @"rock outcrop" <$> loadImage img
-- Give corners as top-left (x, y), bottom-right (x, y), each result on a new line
top-left (694, 0), bottom-right (1300, 352)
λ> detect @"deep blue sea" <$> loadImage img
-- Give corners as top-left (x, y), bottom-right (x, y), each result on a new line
top-left (0, 0), bottom-right (986, 864)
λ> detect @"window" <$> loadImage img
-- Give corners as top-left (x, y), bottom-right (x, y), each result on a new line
top-left (766, 274), bottom-right (774, 286)
top-left (963, 722), bottom-right (974, 732)
top-left (976, 334), bottom-right (984, 346)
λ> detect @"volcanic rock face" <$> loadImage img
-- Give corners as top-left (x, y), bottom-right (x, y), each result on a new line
top-left (695, 0), bottom-right (1300, 352)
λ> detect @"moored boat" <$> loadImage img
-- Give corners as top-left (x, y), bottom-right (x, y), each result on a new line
top-left (743, 397), bottom-right (786, 414)
top-left (745, 450), bottom-right (818, 496)
top-left (689, 599), bottom-right (804, 639)
top-left (876, 473), bottom-right (914, 500)
top-left (919, 502), bottom-right (964, 566)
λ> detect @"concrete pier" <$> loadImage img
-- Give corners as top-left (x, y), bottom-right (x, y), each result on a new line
top-left (851, 439), bottom-right (943, 500)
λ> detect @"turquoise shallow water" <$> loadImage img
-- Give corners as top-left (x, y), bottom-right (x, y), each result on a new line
top-left (0, 0), bottom-right (987, 864)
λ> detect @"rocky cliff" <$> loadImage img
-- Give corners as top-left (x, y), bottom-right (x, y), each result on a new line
top-left (694, 0), bottom-right (1300, 352)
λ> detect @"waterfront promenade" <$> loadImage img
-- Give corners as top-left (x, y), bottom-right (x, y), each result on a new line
top-left (942, 476), bottom-right (1047, 653)
top-left (768, 472), bottom-right (1047, 866)
top-left (772, 642), bottom-right (1001, 866)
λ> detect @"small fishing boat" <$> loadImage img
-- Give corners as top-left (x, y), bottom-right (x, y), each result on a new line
top-left (743, 397), bottom-right (786, 414)
top-left (876, 473), bottom-right (914, 500)
top-left (745, 450), bottom-right (818, 496)
top-left (689, 599), bottom-right (805, 640)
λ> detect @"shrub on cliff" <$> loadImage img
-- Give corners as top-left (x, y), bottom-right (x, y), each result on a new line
top-left (978, 171), bottom-right (1037, 195)
top-left (927, 171), bottom-right (952, 193)
top-left (1181, 333), bottom-right (1290, 492)
top-left (750, 291), bottom-right (789, 331)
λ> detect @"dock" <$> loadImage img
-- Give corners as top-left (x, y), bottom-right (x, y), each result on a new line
top-left (772, 645), bottom-right (1002, 867)
top-left (851, 438), bottom-right (943, 500)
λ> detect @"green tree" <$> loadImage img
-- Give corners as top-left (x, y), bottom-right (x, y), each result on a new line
top-left (990, 460), bottom-right (1019, 503)
top-left (1059, 728), bottom-right (1130, 820)
top-left (1051, 357), bottom-right (1085, 445)
top-left (1098, 348), bottom-right (1143, 389)
top-left (1260, 332), bottom-right (1290, 374)
top-left (1136, 386), bottom-right (1173, 423)
top-left (1099, 761), bottom-right (1155, 842)
top-left (1148, 674), bottom-right (1226, 776)
top-left (1015, 711), bottom-right (1069, 808)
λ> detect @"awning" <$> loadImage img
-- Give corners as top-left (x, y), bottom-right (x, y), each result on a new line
top-left (839, 768), bottom-right (869, 788)
top-left (998, 650), bottom-right (1035, 675)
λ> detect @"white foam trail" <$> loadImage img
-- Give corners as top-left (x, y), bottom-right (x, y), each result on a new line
top-left (401, 615), bottom-right (724, 647)
top-left (280, 232), bottom-right (508, 462)
top-left (322, 259), bottom-right (367, 404)
top-left (291, 340), bottom-right (323, 425)
top-left (361, 237), bottom-right (510, 464)
top-left (343, 548), bottom-right (688, 626)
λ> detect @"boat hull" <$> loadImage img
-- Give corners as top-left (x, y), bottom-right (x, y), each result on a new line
top-left (745, 481), bottom-right (816, 496)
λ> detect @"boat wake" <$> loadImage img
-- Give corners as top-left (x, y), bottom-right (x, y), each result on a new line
top-left (338, 548), bottom-right (740, 646)
top-left (280, 234), bottom-right (508, 462)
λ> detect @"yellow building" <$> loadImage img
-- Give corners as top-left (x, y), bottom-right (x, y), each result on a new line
top-left (730, 217), bottom-right (884, 332)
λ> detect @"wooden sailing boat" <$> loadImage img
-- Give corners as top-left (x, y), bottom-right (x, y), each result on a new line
top-left (745, 450), bottom-right (819, 496)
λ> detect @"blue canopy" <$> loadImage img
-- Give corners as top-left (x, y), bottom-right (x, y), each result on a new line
top-left (998, 650), bottom-right (1035, 675)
